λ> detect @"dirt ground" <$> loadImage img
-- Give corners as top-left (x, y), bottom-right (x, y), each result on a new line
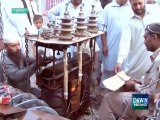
top-left (78, 95), bottom-right (103, 120)
top-left (78, 87), bottom-right (109, 120)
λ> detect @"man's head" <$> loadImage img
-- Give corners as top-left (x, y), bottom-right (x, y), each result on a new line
top-left (130, 0), bottom-right (145, 16)
top-left (71, 0), bottom-right (82, 6)
top-left (144, 23), bottom-right (160, 52)
top-left (3, 35), bottom-right (21, 55)
top-left (100, 0), bottom-right (112, 8)
top-left (33, 15), bottom-right (43, 29)
top-left (117, 0), bottom-right (128, 6)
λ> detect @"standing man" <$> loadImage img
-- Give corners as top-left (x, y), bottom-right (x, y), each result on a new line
top-left (0, 0), bottom-right (38, 57)
top-left (115, 0), bottom-right (160, 79)
top-left (47, 0), bottom-right (91, 21)
top-left (46, 0), bottom-right (93, 59)
top-left (100, 0), bottom-right (133, 88)
top-left (99, 22), bottom-right (160, 120)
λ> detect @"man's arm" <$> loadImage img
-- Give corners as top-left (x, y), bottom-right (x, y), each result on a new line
top-left (115, 23), bottom-right (132, 73)
top-left (117, 25), bottom-right (131, 64)
top-left (47, 3), bottom-right (62, 21)
top-left (124, 80), bottom-right (141, 92)
top-left (135, 61), bottom-right (160, 94)
top-left (28, 57), bottom-right (36, 64)
top-left (135, 76), bottom-right (159, 94)
top-left (6, 61), bottom-right (36, 83)
top-left (101, 7), bottom-right (108, 56)
top-left (101, 32), bottom-right (108, 56)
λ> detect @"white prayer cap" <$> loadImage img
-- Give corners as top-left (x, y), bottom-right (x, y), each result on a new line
top-left (3, 33), bottom-right (20, 44)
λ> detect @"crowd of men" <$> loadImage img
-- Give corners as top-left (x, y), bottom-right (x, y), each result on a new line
top-left (1, 0), bottom-right (160, 119)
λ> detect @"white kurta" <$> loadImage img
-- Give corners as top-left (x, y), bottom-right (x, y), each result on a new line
top-left (117, 6), bottom-right (160, 79)
top-left (102, 1), bottom-right (133, 72)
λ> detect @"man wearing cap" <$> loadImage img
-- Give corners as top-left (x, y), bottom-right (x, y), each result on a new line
top-left (0, 35), bottom-right (48, 97)
top-left (98, 23), bottom-right (160, 119)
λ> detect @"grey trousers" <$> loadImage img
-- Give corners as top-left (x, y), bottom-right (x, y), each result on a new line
top-left (98, 92), bottom-right (150, 120)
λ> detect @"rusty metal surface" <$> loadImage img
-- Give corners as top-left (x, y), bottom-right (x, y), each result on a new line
top-left (0, 105), bottom-right (25, 116)
top-left (19, 110), bottom-right (69, 120)
top-left (37, 53), bottom-right (91, 119)
top-left (0, 105), bottom-right (68, 120)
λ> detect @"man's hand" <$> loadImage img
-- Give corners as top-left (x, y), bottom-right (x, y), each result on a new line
top-left (124, 80), bottom-right (137, 91)
top-left (102, 46), bottom-right (108, 56)
top-left (115, 63), bottom-right (122, 73)
top-left (38, 50), bottom-right (50, 67)
top-left (132, 80), bottom-right (142, 85)
top-left (38, 55), bottom-right (52, 66)
top-left (40, 58), bottom-right (51, 66)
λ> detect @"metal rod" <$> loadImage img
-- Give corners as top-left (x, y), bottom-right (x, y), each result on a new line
top-left (35, 42), bottom-right (39, 72)
top-left (93, 37), bottom-right (96, 60)
top-left (52, 49), bottom-right (55, 80)
top-left (63, 49), bottom-right (68, 108)
top-left (78, 43), bottom-right (82, 83)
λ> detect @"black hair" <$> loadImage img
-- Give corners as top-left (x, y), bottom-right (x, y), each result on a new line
top-left (100, 0), bottom-right (112, 8)
top-left (33, 15), bottom-right (43, 22)
top-left (146, 25), bottom-right (160, 39)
